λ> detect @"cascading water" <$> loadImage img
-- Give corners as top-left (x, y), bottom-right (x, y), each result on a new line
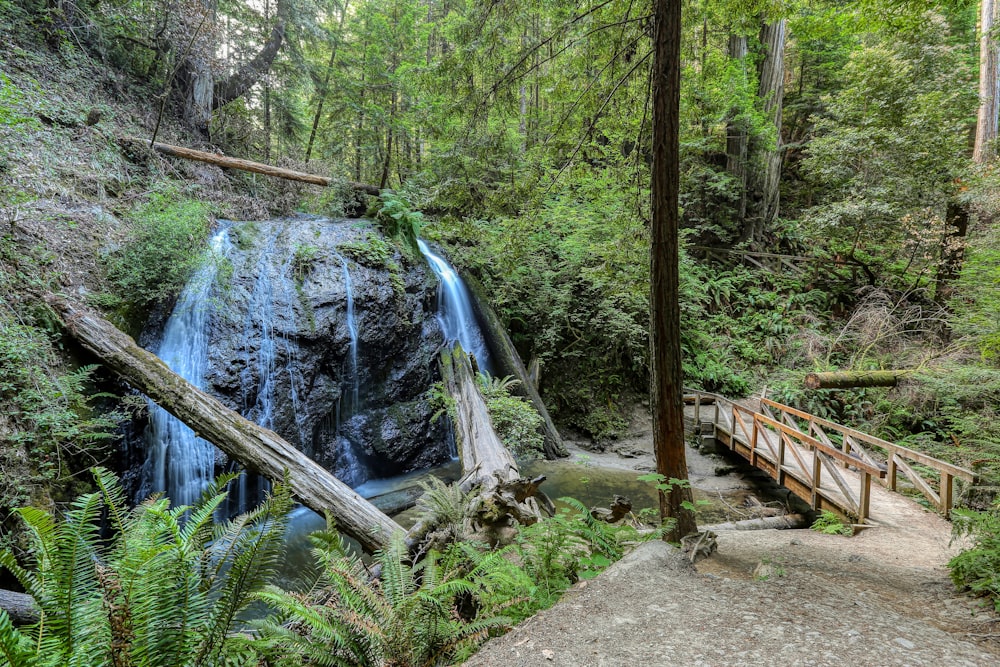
top-left (332, 253), bottom-right (369, 487)
top-left (417, 239), bottom-right (493, 374)
top-left (139, 228), bottom-right (231, 508)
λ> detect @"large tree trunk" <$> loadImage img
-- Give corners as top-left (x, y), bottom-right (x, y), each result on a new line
top-left (178, 0), bottom-right (289, 135)
top-left (725, 34), bottom-right (749, 227)
top-left (440, 344), bottom-right (520, 493)
top-left (975, 0), bottom-right (1000, 163)
top-left (463, 274), bottom-right (567, 459)
top-left (651, 0), bottom-right (697, 542)
top-left (45, 297), bottom-right (400, 554)
top-left (143, 140), bottom-right (379, 194)
top-left (744, 19), bottom-right (786, 245)
top-left (935, 200), bottom-right (970, 304)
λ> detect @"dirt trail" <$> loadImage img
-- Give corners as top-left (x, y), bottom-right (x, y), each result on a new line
top-left (466, 406), bottom-right (1000, 666)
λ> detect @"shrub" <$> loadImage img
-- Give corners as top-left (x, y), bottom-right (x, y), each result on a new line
top-left (477, 373), bottom-right (544, 459)
top-left (103, 186), bottom-right (211, 316)
top-left (948, 503), bottom-right (1000, 611)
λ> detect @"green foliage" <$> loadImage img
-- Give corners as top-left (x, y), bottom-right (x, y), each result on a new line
top-left (371, 193), bottom-right (422, 257)
top-left (799, 13), bottom-right (976, 283)
top-left (0, 72), bottom-right (39, 131)
top-left (948, 503), bottom-right (1000, 611)
top-left (810, 510), bottom-right (852, 536)
top-left (426, 380), bottom-right (456, 424)
top-left (292, 242), bottom-right (320, 283)
top-left (0, 310), bottom-right (122, 523)
top-left (476, 373), bottom-right (544, 459)
top-left (338, 231), bottom-right (394, 268)
top-left (950, 221), bottom-right (1000, 362)
top-left (254, 530), bottom-right (510, 667)
top-left (515, 496), bottom-right (662, 602)
top-left (0, 468), bottom-right (293, 666)
top-left (102, 186), bottom-right (212, 318)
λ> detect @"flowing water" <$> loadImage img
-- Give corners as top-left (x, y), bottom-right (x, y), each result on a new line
top-left (139, 228), bottom-right (231, 508)
top-left (332, 253), bottom-right (369, 488)
top-left (417, 239), bottom-right (493, 374)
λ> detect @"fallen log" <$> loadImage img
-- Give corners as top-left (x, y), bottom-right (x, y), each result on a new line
top-left (438, 343), bottom-right (550, 524)
top-left (0, 589), bottom-right (38, 625)
top-left (804, 370), bottom-right (909, 390)
top-left (463, 273), bottom-right (567, 459)
top-left (701, 513), bottom-right (809, 532)
top-left (45, 296), bottom-right (400, 554)
top-left (142, 140), bottom-right (380, 195)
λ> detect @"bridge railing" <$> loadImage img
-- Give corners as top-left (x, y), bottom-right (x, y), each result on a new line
top-left (758, 398), bottom-right (975, 517)
top-left (686, 388), bottom-right (976, 518)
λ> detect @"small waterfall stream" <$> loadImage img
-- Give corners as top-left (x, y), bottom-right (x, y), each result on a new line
top-left (417, 240), bottom-right (493, 374)
top-left (140, 228), bottom-right (231, 508)
top-left (332, 253), bottom-right (368, 487)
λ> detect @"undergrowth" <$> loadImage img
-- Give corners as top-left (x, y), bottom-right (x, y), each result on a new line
top-left (948, 502), bottom-right (1000, 611)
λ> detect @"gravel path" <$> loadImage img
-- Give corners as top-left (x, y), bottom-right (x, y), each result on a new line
top-left (466, 406), bottom-right (1000, 666)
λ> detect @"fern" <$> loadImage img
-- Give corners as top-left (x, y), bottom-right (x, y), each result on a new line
top-left (255, 530), bottom-right (511, 666)
top-left (0, 468), bottom-right (291, 666)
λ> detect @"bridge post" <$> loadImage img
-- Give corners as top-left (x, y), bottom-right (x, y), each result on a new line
top-left (811, 454), bottom-right (822, 510)
top-left (941, 473), bottom-right (953, 516)
top-left (887, 450), bottom-right (897, 491)
top-left (859, 471), bottom-right (871, 522)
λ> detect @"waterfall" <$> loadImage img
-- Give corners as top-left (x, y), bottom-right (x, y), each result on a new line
top-left (332, 254), bottom-right (368, 488)
top-left (417, 240), bottom-right (493, 374)
top-left (139, 228), bottom-right (231, 508)
top-left (339, 255), bottom-right (360, 414)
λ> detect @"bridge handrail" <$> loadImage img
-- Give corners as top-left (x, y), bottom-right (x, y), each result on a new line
top-left (752, 411), bottom-right (887, 479)
top-left (759, 398), bottom-right (975, 482)
top-left (685, 388), bottom-right (976, 517)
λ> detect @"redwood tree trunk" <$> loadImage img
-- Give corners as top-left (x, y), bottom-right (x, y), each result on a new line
top-left (726, 34), bottom-right (749, 226)
top-left (651, 0), bottom-right (697, 542)
top-left (744, 19), bottom-right (786, 245)
top-left (974, 0), bottom-right (1000, 163)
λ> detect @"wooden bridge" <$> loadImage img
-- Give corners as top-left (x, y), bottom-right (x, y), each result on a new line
top-left (686, 391), bottom-right (976, 524)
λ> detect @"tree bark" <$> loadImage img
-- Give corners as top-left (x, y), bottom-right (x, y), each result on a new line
top-left (651, 0), bottom-right (697, 542)
top-left (974, 0), bottom-right (1000, 163)
top-left (463, 274), bottom-right (567, 459)
top-left (437, 344), bottom-right (547, 526)
top-left (726, 34), bottom-right (749, 226)
top-left (439, 344), bottom-right (520, 493)
top-left (744, 19), bottom-right (786, 245)
top-left (803, 370), bottom-right (909, 390)
top-left (45, 297), bottom-right (400, 554)
top-left (143, 140), bottom-right (380, 194)
top-left (936, 201), bottom-right (970, 304)
top-left (0, 589), bottom-right (38, 625)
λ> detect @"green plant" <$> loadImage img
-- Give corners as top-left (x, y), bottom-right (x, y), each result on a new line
top-left (338, 232), bottom-right (394, 268)
top-left (254, 530), bottom-right (509, 666)
top-left (371, 193), bottom-right (422, 256)
top-left (810, 510), bottom-right (853, 536)
top-left (476, 373), bottom-right (544, 459)
top-left (0, 468), bottom-right (293, 666)
top-left (948, 503), bottom-right (1000, 610)
top-left (292, 242), bottom-right (319, 283)
top-left (102, 186), bottom-right (212, 319)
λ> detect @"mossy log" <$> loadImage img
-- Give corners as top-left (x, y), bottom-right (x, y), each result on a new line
top-left (45, 296), bottom-right (400, 554)
top-left (462, 273), bottom-right (567, 459)
top-left (437, 343), bottom-right (550, 525)
top-left (141, 140), bottom-right (380, 195)
top-left (804, 370), bottom-right (909, 390)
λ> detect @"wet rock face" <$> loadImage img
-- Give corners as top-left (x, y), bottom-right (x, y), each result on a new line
top-left (201, 215), bottom-right (450, 483)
